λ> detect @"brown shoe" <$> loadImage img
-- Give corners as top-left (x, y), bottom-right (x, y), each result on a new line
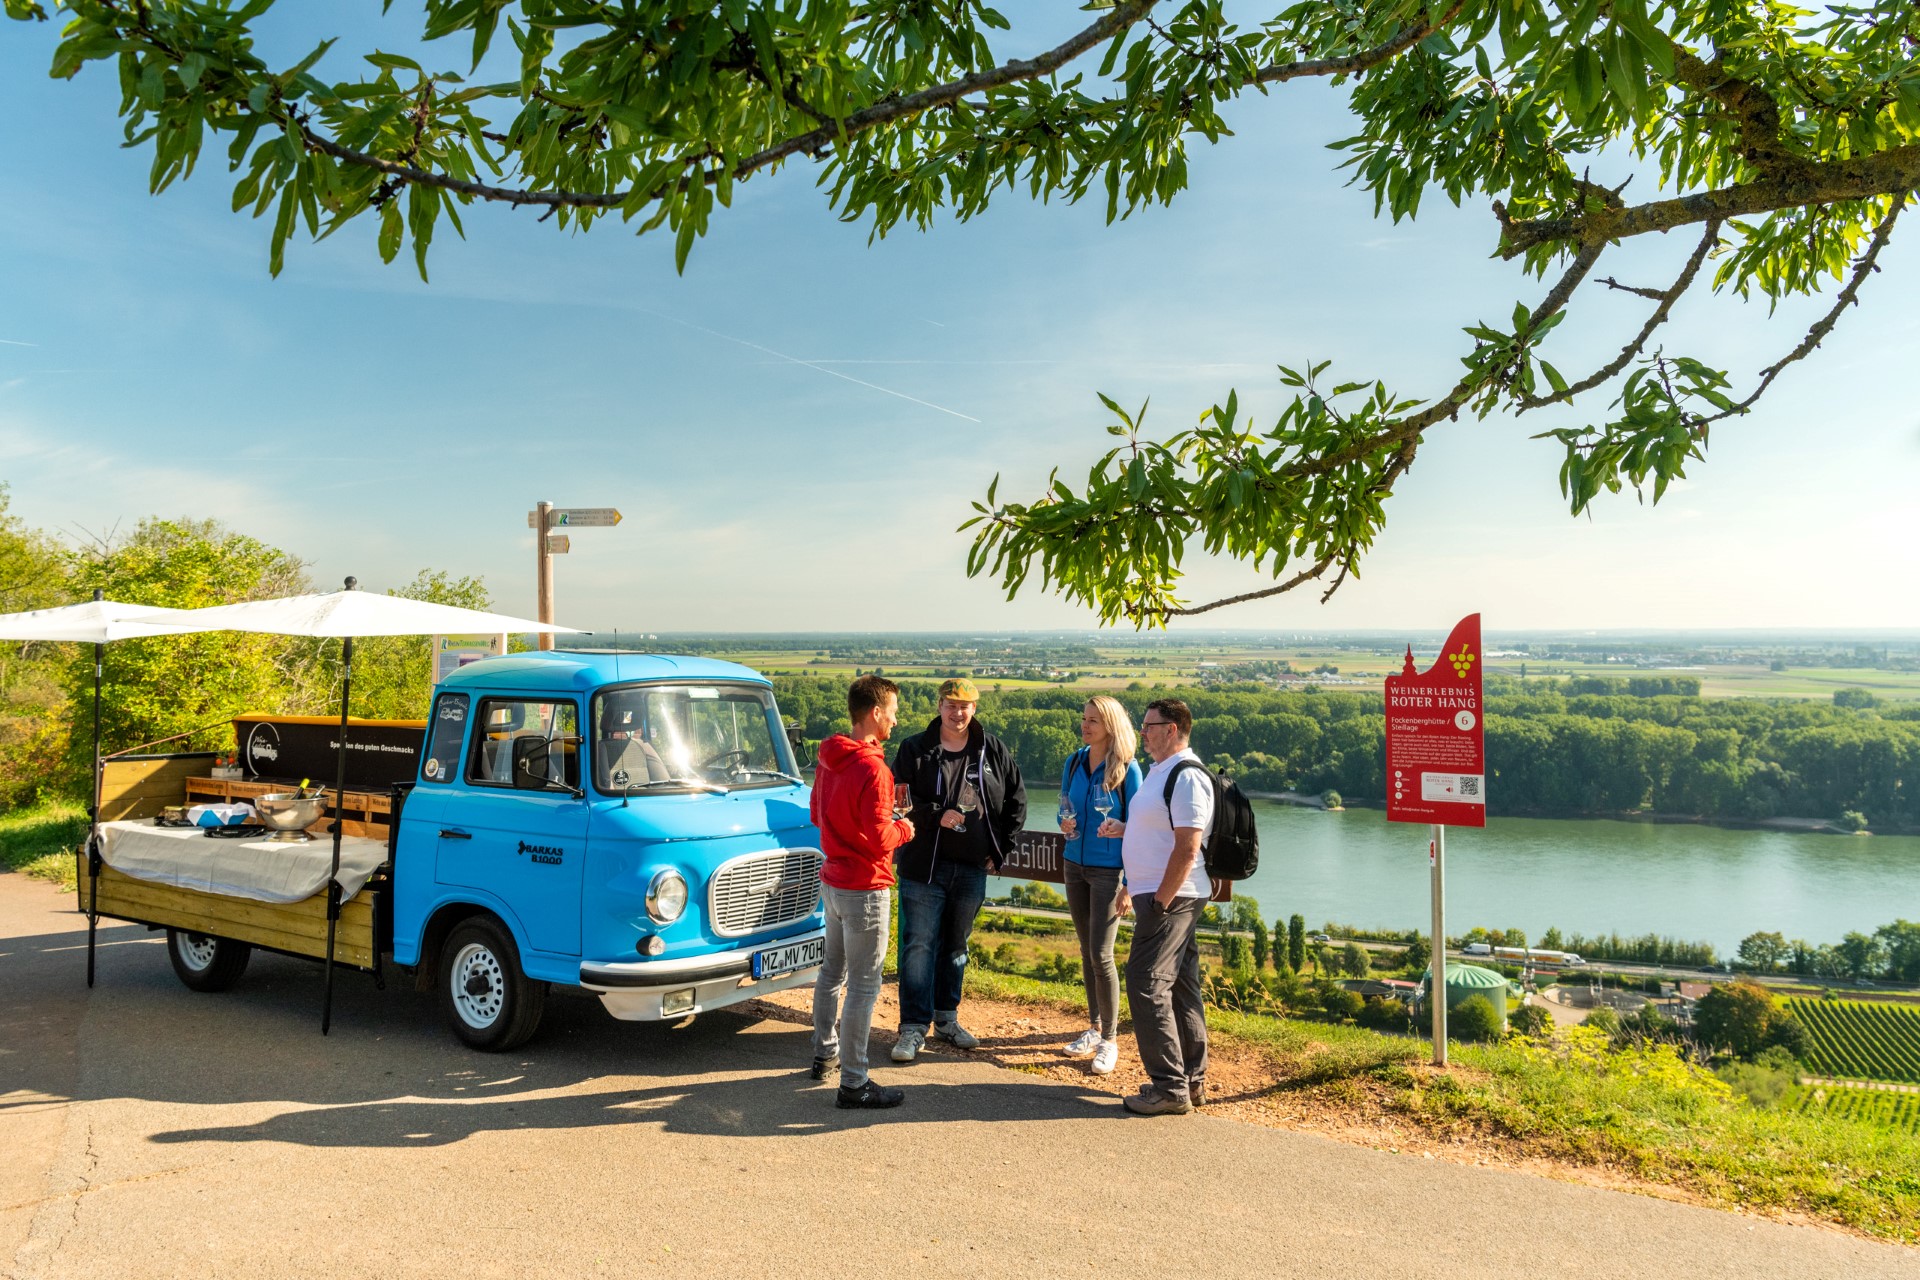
top-left (1189, 1080), bottom-right (1207, 1106)
top-left (1123, 1089), bottom-right (1192, 1116)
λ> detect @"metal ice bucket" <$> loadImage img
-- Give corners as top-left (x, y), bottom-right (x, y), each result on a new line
top-left (253, 792), bottom-right (327, 842)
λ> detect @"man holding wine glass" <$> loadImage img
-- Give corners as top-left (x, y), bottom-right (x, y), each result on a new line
top-left (809, 676), bottom-right (916, 1109)
top-left (888, 678), bottom-right (1027, 1063)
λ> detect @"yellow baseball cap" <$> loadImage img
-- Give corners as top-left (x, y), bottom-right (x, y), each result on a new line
top-left (937, 677), bottom-right (980, 703)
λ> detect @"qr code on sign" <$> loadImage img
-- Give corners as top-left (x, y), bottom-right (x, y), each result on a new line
top-left (1459, 776), bottom-right (1480, 797)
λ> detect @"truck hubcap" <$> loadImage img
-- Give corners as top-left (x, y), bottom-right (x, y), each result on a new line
top-left (177, 933), bottom-right (218, 971)
top-left (450, 942), bottom-right (505, 1027)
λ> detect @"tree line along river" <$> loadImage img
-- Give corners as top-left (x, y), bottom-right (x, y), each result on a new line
top-left (1232, 800), bottom-right (1920, 956)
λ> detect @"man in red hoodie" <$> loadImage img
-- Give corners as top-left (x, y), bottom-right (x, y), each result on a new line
top-left (810, 675), bottom-right (915, 1109)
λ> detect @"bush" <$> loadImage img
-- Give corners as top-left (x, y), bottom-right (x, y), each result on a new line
top-left (1009, 881), bottom-right (1067, 910)
top-left (1320, 789), bottom-right (1343, 809)
top-left (1508, 1004), bottom-right (1555, 1039)
top-left (1320, 987), bottom-right (1364, 1021)
top-left (1836, 810), bottom-right (1869, 833)
top-left (1717, 1045), bottom-right (1800, 1107)
top-left (1585, 1006), bottom-right (1622, 1036)
top-left (1451, 994), bottom-right (1503, 1043)
top-left (1356, 996), bottom-right (1410, 1031)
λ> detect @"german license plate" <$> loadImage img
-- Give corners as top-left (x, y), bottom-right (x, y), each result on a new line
top-left (751, 936), bottom-right (824, 979)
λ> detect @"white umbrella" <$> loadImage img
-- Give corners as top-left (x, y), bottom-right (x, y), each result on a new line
top-left (0, 594), bottom-right (222, 987)
top-left (161, 589), bottom-right (578, 639)
top-left (160, 579), bottom-right (580, 1033)
top-left (0, 597), bottom-right (203, 642)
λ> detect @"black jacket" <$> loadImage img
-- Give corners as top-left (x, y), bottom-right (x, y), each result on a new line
top-left (891, 717), bottom-right (1026, 880)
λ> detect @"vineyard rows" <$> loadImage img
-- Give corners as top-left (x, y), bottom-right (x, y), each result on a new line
top-left (1788, 1085), bottom-right (1920, 1134)
top-left (1782, 998), bottom-right (1920, 1084)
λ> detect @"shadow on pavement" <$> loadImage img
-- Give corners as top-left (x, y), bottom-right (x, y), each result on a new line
top-left (5, 913), bottom-right (1123, 1148)
top-left (147, 1071), bottom-right (1117, 1148)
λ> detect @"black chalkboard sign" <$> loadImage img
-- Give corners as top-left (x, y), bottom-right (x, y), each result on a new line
top-left (235, 716), bottom-right (427, 791)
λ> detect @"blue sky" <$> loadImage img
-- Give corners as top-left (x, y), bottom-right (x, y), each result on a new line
top-left (2, 5), bottom-right (1916, 634)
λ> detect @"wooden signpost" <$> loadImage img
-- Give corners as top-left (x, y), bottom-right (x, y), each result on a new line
top-left (526, 503), bottom-right (622, 649)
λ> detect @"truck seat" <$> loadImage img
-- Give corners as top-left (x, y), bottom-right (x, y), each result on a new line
top-left (602, 736), bottom-right (669, 786)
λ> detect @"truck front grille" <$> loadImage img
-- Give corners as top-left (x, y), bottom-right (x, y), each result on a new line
top-left (709, 848), bottom-right (824, 938)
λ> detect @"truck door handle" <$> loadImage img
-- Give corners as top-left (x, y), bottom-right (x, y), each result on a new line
top-left (439, 829), bottom-right (472, 840)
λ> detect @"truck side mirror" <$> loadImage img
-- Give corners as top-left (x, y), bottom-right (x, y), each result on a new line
top-left (785, 721), bottom-right (813, 768)
top-left (511, 738), bottom-right (551, 790)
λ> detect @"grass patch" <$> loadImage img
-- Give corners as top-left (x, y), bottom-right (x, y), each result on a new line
top-left (958, 961), bottom-right (1920, 1241)
top-left (0, 802), bottom-right (86, 891)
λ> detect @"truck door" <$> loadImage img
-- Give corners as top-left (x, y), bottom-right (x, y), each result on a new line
top-left (436, 695), bottom-right (588, 956)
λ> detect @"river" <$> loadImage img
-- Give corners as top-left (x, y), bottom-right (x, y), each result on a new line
top-left (1233, 800), bottom-right (1920, 955)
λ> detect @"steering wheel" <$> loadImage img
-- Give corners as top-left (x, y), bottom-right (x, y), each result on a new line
top-left (700, 749), bottom-right (751, 774)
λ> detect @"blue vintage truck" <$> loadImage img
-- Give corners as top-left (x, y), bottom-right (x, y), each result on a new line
top-left (83, 651), bottom-right (826, 1051)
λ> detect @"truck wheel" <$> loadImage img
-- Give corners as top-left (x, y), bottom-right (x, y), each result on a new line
top-left (439, 917), bottom-right (546, 1051)
top-left (166, 929), bottom-right (252, 992)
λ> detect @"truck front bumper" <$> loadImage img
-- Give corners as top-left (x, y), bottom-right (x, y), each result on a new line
top-left (577, 929), bottom-right (825, 1021)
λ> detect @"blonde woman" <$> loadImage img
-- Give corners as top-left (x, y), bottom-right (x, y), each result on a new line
top-left (1055, 695), bottom-right (1142, 1073)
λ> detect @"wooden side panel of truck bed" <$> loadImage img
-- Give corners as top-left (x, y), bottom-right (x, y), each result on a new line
top-left (78, 853), bottom-right (377, 969)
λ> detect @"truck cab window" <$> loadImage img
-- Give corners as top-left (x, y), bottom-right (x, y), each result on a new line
top-left (592, 683), bottom-right (795, 794)
top-left (468, 698), bottom-right (581, 792)
top-left (420, 694), bottom-right (470, 784)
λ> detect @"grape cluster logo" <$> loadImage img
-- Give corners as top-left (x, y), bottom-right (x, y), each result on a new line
top-left (1447, 643), bottom-right (1476, 679)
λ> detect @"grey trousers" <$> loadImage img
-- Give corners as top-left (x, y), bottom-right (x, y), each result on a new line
top-left (1064, 860), bottom-right (1124, 1040)
top-left (1124, 893), bottom-right (1208, 1100)
top-left (812, 885), bottom-right (892, 1089)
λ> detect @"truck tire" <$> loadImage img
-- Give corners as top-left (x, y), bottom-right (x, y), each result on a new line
top-left (166, 929), bottom-right (252, 992)
top-left (439, 916), bottom-right (546, 1051)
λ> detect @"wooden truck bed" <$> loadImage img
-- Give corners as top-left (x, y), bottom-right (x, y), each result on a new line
top-left (78, 854), bottom-right (379, 968)
top-left (86, 753), bottom-right (393, 972)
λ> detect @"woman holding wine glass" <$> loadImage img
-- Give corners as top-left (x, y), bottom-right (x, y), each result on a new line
top-left (1056, 695), bottom-right (1141, 1074)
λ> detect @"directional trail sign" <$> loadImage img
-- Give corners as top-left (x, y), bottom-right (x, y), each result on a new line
top-left (526, 508), bottom-right (622, 528)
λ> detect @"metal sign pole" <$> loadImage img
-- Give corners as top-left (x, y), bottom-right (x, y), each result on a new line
top-left (1430, 823), bottom-right (1447, 1067)
top-left (534, 500), bottom-right (555, 652)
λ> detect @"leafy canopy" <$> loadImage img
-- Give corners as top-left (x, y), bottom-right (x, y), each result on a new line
top-left (11, 0), bottom-right (1917, 621)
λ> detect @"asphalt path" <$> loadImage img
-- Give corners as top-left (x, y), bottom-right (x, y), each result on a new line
top-left (3, 874), bottom-right (1916, 1279)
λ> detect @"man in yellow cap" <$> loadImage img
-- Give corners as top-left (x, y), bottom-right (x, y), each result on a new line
top-left (888, 678), bottom-right (1026, 1060)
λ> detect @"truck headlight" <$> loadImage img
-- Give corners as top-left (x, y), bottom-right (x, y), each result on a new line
top-left (646, 869), bottom-right (689, 924)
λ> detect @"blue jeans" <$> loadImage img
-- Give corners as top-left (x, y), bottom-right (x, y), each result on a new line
top-left (896, 860), bottom-right (988, 1031)
top-left (812, 886), bottom-right (892, 1089)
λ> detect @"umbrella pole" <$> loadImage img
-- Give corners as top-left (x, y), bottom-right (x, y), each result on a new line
top-left (322, 578), bottom-right (357, 1036)
top-left (86, 591), bottom-right (103, 989)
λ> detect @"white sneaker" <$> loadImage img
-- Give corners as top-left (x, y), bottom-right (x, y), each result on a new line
top-left (1091, 1040), bottom-right (1120, 1075)
top-left (890, 1027), bottom-right (926, 1063)
top-left (1063, 1028), bottom-right (1102, 1058)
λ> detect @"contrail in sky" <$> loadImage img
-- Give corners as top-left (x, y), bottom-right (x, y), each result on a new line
top-left (0, 339), bottom-right (38, 347)
top-left (632, 307), bottom-right (982, 423)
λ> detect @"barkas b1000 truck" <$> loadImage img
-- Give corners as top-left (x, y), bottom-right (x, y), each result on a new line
top-left (81, 652), bottom-right (826, 1050)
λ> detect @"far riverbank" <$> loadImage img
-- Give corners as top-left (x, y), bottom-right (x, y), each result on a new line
top-left (1243, 791), bottom-right (1913, 837)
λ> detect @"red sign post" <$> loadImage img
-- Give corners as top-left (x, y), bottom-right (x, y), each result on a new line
top-left (1385, 613), bottom-right (1485, 827)
top-left (1384, 613), bottom-right (1485, 1068)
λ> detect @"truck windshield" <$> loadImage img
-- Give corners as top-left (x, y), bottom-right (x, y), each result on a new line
top-left (591, 683), bottom-right (797, 795)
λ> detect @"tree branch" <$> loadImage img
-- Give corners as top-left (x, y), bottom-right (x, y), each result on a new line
top-left (293, 1), bottom-right (1162, 212)
top-left (1518, 219), bottom-right (1721, 411)
top-left (1498, 144), bottom-right (1920, 258)
top-left (1702, 193), bottom-right (1907, 422)
top-left (1255, 2), bottom-right (1463, 84)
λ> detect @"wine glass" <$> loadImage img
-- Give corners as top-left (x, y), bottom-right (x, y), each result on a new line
top-left (892, 779), bottom-right (912, 821)
top-left (955, 779), bottom-right (980, 832)
top-left (1056, 792), bottom-right (1075, 833)
top-left (1092, 787), bottom-right (1115, 832)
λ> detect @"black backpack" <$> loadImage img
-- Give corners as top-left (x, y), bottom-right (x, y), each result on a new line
top-left (1163, 759), bottom-right (1259, 881)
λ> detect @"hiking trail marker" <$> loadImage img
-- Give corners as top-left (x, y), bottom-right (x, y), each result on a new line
top-left (527, 502), bottom-right (622, 650)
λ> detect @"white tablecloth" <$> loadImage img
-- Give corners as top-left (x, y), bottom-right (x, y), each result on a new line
top-left (98, 820), bottom-right (387, 904)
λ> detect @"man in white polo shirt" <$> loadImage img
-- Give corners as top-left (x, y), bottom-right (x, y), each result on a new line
top-left (1116, 698), bottom-right (1214, 1115)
